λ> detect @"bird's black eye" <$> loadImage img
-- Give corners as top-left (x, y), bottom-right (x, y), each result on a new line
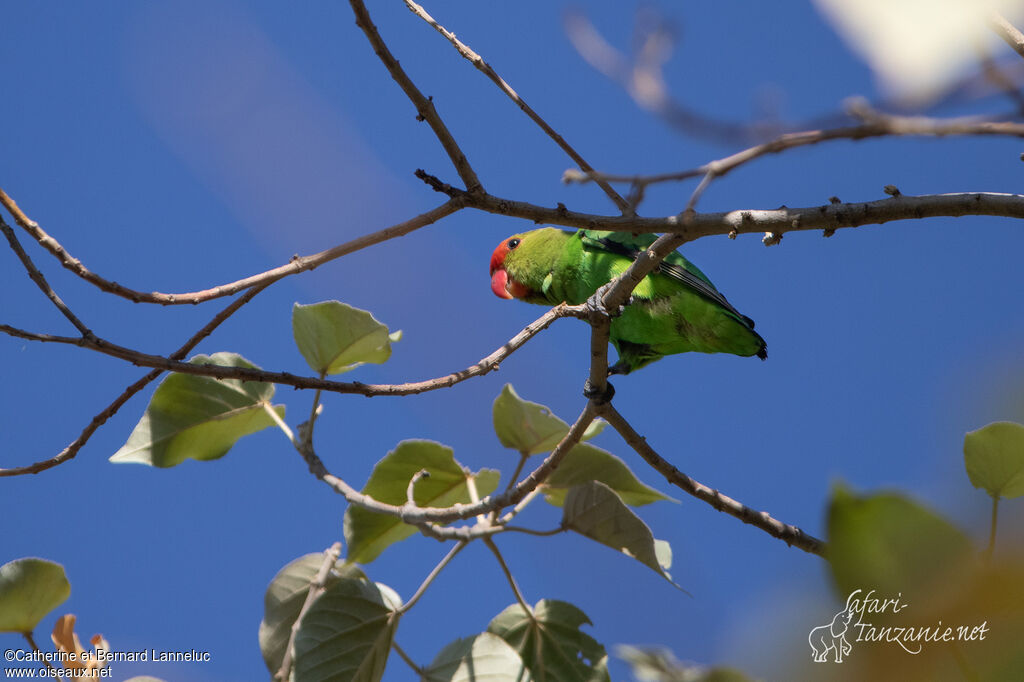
top-left (507, 238), bottom-right (520, 250)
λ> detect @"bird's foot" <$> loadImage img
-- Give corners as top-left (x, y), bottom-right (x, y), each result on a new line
top-left (583, 378), bottom-right (615, 404)
top-left (585, 283), bottom-right (627, 321)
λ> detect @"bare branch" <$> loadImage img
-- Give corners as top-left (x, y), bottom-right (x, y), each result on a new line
top-left (1, 214), bottom-right (92, 337)
top-left (349, 0), bottom-right (482, 193)
top-left (446, 186), bottom-right (1024, 241)
top-left (0, 187), bottom-right (461, 305)
top-left (567, 108), bottom-right (1024, 191)
top-left (990, 12), bottom-right (1024, 61)
top-left (295, 402), bottom-right (599, 526)
top-left (1, 302), bottom-right (582, 398)
top-left (0, 284), bottom-right (268, 477)
top-left (404, 0), bottom-right (631, 214)
top-left (564, 9), bottom-right (790, 145)
top-left (600, 404), bottom-right (825, 556)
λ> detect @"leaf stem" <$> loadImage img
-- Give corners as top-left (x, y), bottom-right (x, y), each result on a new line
top-left (23, 632), bottom-right (63, 680)
top-left (985, 495), bottom-right (1000, 561)
top-left (392, 641), bottom-right (423, 675)
top-left (274, 542), bottom-right (343, 682)
top-left (399, 540), bottom-right (468, 614)
top-left (484, 538), bottom-right (531, 615)
top-left (263, 402), bottom-right (295, 445)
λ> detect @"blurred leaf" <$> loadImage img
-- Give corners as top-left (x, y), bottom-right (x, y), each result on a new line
top-left (423, 633), bottom-right (532, 682)
top-left (292, 578), bottom-right (399, 682)
top-left (542, 443), bottom-right (675, 507)
top-left (259, 552), bottom-right (366, 675)
top-left (562, 481), bottom-right (675, 584)
top-left (110, 352), bottom-right (284, 467)
top-left (51, 614), bottom-right (109, 674)
top-left (0, 558), bottom-right (70, 633)
top-left (827, 485), bottom-right (974, 602)
top-left (493, 384), bottom-right (603, 455)
top-left (811, 0), bottom-right (1024, 101)
top-left (964, 421), bottom-right (1024, 499)
top-left (344, 441), bottom-right (500, 564)
top-left (292, 301), bottom-right (400, 375)
top-left (617, 645), bottom-right (754, 682)
top-left (488, 599), bottom-right (609, 682)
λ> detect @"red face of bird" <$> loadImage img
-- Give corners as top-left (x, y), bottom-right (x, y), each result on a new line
top-left (489, 235), bottom-right (530, 299)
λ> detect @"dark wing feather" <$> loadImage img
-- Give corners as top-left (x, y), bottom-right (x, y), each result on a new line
top-left (584, 234), bottom-right (757, 329)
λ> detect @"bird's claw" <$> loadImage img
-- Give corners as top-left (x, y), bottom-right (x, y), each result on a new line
top-left (585, 283), bottom-right (627, 320)
top-left (583, 378), bottom-right (615, 404)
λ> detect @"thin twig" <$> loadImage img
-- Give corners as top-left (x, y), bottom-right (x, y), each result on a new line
top-left (599, 404), bottom-right (825, 556)
top-left (1, 303), bottom-right (582, 398)
top-left (398, 540), bottom-right (468, 614)
top-left (392, 642), bottom-right (423, 675)
top-left (0, 188), bottom-right (461, 305)
top-left (349, 0), bottom-right (482, 193)
top-left (0, 285), bottom-right (268, 476)
top-left (403, 0), bottom-right (630, 214)
top-left (566, 108), bottom-right (1024, 191)
top-left (484, 537), bottom-right (531, 614)
top-left (294, 402), bottom-right (599, 526)
top-left (274, 542), bottom-right (343, 682)
top-left (1, 215), bottom-right (92, 337)
top-left (990, 12), bottom-right (1024, 61)
top-left (406, 469), bottom-right (431, 505)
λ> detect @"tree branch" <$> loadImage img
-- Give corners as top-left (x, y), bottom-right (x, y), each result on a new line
top-left (403, 0), bottom-right (631, 214)
top-left (599, 404), bottom-right (825, 556)
top-left (349, 0), bottom-right (482, 193)
top-left (0, 188), bottom-right (461, 305)
top-left (1, 302), bottom-right (582, 399)
top-left (0, 284), bottom-right (269, 476)
top-left (566, 105), bottom-right (1024, 191)
top-left (1, 214), bottom-right (92, 337)
top-left (990, 12), bottom-right (1024, 61)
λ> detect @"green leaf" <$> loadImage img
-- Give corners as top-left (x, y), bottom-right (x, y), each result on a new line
top-left (344, 441), bottom-right (500, 564)
top-left (423, 633), bottom-right (533, 682)
top-left (617, 645), bottom-right (753, 682)
top-left (110, 352), bottom-right (284, 467)
top-left (292, 301), bottom-right (401, 375)
top-left (493, 384), bottom-right (603, 455)
top-left (0, 558), bottom-right (71, 633)
top-left (488, 600), bottom-right (609, 682)
top-left (542, 443), bottom-right (675, 507)
top-left (827, 484), bottom-right (975, 602)
top-left (562, 481), bottom-right (675, 584)
top-left (964, 421), bottom-right (1024, 499)
top-left (292, 578), bottom-right (399, 682)
top-left (259, 553), bottom-right (367, 675)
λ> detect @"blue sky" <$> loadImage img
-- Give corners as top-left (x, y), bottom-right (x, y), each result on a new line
top-left (3, 1), bottom-right (1024, 680)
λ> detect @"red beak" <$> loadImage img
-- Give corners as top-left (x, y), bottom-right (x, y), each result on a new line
top-left (489, 241), bottom-right (514, 299)
top-left (491, 268), bottom-right (513, 299)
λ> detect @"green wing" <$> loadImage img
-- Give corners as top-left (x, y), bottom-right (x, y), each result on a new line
top-left (579, 230), bottom-right (756, 328)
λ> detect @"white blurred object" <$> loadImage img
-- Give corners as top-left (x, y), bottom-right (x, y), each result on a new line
top-left (812, 0), bottom-right (1024, 103)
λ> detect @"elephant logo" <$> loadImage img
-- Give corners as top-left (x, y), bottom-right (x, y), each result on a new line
top-left (808, 592), bottom-right (857, 663)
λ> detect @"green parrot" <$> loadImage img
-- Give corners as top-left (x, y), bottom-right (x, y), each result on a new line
top-left (489, 228), bottom-right (766, 375)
